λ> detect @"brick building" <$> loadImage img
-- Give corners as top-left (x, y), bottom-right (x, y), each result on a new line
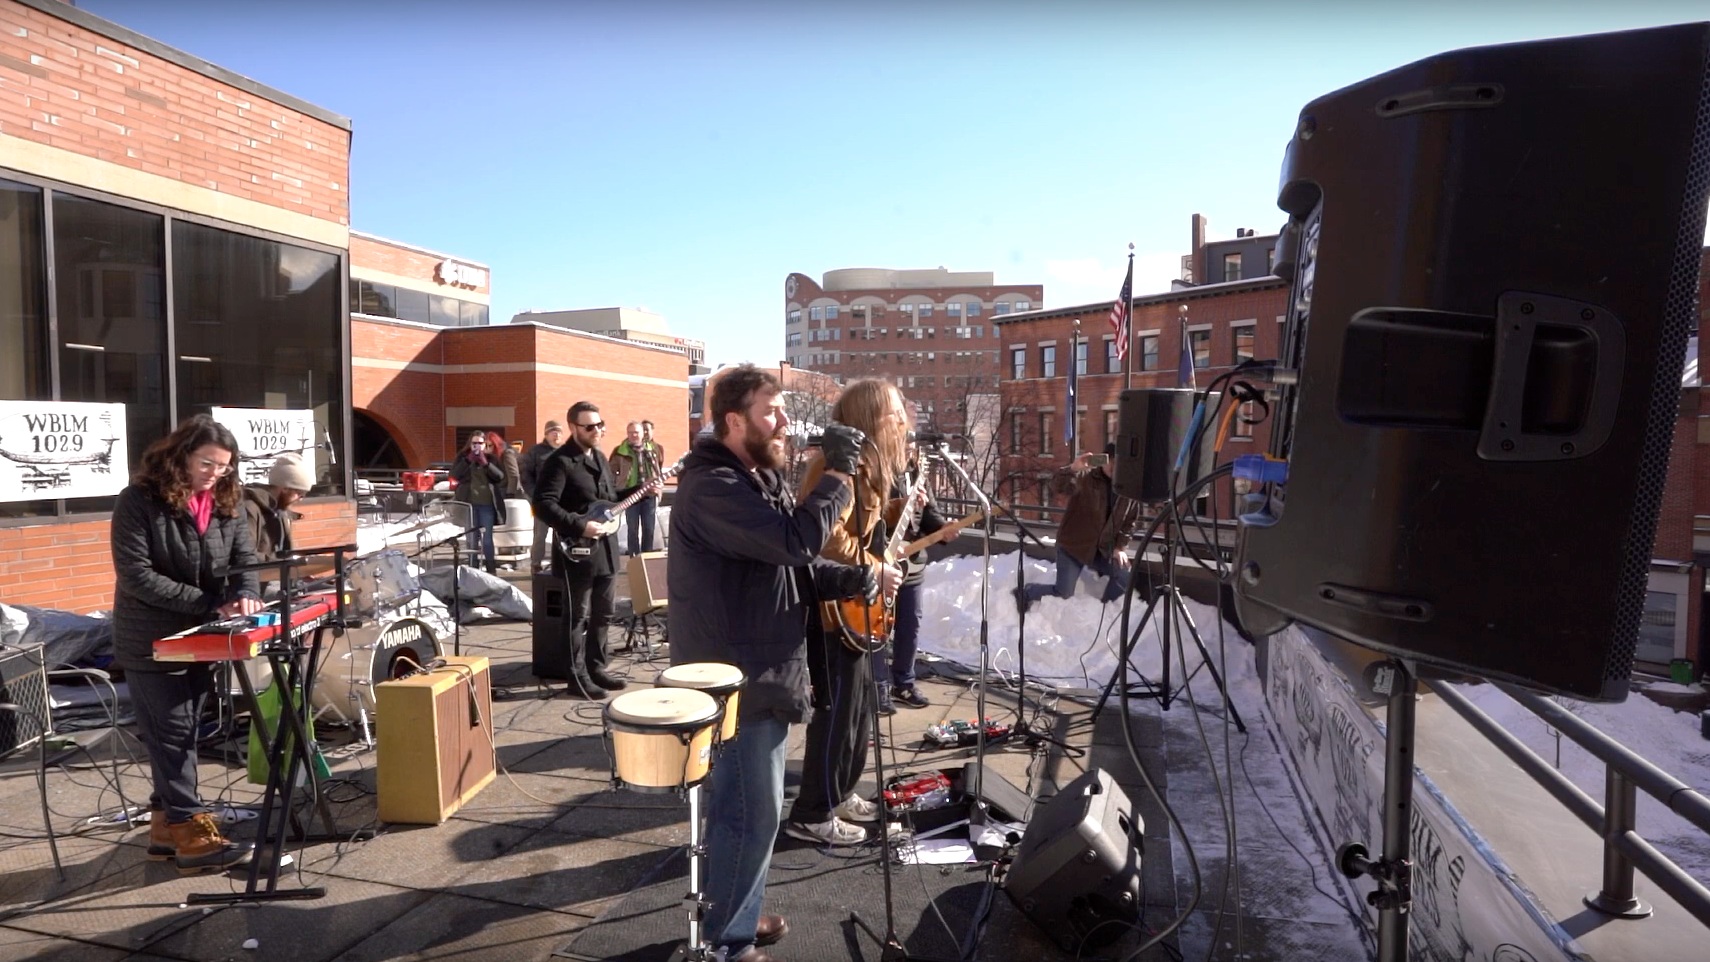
top-left (782, 267), bottom-right (1042, 436)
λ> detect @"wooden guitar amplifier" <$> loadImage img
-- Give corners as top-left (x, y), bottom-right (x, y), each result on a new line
top-left (376, 655), bottom-right (496, 825)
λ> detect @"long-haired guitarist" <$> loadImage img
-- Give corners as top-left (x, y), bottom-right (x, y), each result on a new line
top-left (782, 378), bottom-right (906, 848)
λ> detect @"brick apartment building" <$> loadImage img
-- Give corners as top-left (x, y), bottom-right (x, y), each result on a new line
top-left (0, 0), bottom-right (686, 613)
top-left (782, 267), bottom-right (1042, 437)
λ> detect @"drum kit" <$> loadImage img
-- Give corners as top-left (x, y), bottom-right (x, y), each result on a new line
top-left (603, 661), bottom-right (748, 962)
top-left (226, 548), bottom-right (445, 748)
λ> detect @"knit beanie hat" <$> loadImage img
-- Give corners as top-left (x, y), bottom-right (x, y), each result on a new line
top-left (269, 452), bottom-right (314, 493)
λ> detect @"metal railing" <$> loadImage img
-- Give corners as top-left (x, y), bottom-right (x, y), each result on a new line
top-left (1430, 680), bottom-right (1710, 928)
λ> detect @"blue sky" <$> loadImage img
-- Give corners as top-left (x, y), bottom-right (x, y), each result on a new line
top-left (80, 0), bottom-right (1710, 369)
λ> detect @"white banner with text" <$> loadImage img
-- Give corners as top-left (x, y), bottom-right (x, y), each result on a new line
top-left (0, 401), bottom-right (129, 503)
top-left (210, 407), bottom-right (321, 487)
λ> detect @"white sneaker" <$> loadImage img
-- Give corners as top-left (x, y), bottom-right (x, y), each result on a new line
top-left (784, 816), bottom-right (867, 847)
top-left (834, 793), bottom-right (879, 823)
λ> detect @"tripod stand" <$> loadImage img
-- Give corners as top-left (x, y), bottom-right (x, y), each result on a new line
top-left (1090, 560), bottom-right (1245, 732)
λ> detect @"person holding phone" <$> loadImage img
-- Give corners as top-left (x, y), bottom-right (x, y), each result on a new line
top-left (450, 430), bottom-right (508, 574)
top-left (1018, 441), bottom-right (1140, 610)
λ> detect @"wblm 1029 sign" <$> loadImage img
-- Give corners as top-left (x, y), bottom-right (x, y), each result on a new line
top-left (210, 407), bottom-right (321, 487)
top-left (0, 401), bottom-right (128, 503)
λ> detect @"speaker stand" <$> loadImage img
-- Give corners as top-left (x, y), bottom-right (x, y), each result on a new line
top-left (1090, 582), bottom-right (1245, 733)
top-left (1336, 658), bottom-right (1416, 962)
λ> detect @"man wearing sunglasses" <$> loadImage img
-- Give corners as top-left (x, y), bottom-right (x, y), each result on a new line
top-left (532, 401), bottom-right (661, 698)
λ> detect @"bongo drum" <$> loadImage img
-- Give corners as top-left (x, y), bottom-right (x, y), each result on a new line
top-left (655, 662), bottom-right (746, 747)
top-left (603, 688), bottom-right (722, 793)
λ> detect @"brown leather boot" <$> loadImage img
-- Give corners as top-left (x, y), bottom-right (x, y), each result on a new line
top-left (169, 813), bottom-right (254, 875)
top-left (146, 811), bottom-right (174, 860)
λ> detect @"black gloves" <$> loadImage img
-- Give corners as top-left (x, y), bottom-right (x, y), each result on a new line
top-left (860, 565), bottom-right (881, 604)
top-left (819, 423), bottom-right (867, 476)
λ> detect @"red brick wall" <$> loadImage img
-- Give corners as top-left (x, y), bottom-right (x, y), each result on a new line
top-left (352, 317), bottom-right (443, 468)
top-left (1654, 398), bottom-right (1695, 561)
top-left (0, 500), bottom-right (353, 614)
top-left (0, 0), bottom-right (350, 224)
top-left (350, 233), bottom-right (489, 296)
top-left (350, 319), bottom-right (689, 471)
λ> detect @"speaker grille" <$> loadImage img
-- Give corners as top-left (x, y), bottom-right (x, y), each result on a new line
top-left (0, 645), bottom-right (50, 756)
top-left (1611, 49), bottom-right (1710, 685)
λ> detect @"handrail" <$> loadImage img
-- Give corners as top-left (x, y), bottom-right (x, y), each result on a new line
top-left (1429, 679), bottom-right (1710, 928)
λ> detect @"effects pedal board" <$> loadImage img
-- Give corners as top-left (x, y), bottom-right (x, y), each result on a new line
top-left (924, 718), bottom-right (1011, 748)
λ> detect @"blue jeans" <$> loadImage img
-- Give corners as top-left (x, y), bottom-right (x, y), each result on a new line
top-left (467, 502), bottom-right (497, 568)
top-left (624, 497), bottom-right (657, 556)
top-left (1023, 545), bottom-right (1129, 607)
top-left (876, 580), bottom-right (922, 690)
top-left (702, 713), bottom-right (789, 959)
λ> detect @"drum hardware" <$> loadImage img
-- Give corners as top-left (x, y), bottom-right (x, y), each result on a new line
top-left (603, 686), bottom-right (730, 962)
top-left (311, 616), bottom-right (442, 750)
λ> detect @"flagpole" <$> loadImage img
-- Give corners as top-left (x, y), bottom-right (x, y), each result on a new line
top-left (1123, 245), bottom-right (1134, 393)
top-left (1069, 317), bottom-right (1080, 459)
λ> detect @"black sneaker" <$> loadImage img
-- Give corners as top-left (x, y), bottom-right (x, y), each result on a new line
top-left (893, 686), bottom-right (931, 709)
top-left (876, 694), bottom-right (897, 717)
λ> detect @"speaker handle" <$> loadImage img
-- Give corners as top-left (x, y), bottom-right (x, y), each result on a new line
top-left (1477, 291), bottom-right (1625, 462)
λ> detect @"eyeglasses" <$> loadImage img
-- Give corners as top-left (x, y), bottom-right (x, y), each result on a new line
top-left (577, 421), bottom-right (606, 431)
top-left (194, 457), bottom-right (233, 476)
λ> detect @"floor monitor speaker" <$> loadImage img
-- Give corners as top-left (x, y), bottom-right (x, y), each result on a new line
top-left (1233, 23), bottom-right (1710, 701)
top-left (1004, 767), bottom-right (1142, 953)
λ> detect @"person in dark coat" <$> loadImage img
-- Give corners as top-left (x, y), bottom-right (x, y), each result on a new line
top-left (449, 429), bottom-right (508, 574)
top-left (532, 401), bottom-right (657, 699)
top-left (668, 364), bottom-right (872, 962)
top-left (520, 420), bottom-right (564, 574)
top-left (1019, 442), bottom-right (1141, 610)
top-left (110, 414), bottom-right (262, 875)
top-left (240, 451), bottom-right (312, 563)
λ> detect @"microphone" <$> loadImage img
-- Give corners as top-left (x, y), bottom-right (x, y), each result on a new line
top-left (909, 430), bottom-right (960, 446)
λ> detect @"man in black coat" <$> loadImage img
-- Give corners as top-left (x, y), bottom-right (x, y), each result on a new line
top-left (668, 365), bottom-right (874, 962)
top-left (532, 401), bottom-right (657, 698)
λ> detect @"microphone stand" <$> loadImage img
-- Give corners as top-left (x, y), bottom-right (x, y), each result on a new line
top-left (415, 528), bottom-right (469, 657)
top-left (988, 497), bottom-right (1052, 734)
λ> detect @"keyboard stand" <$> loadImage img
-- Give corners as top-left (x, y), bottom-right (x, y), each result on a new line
top-left (189, 546), bottom-right (376, 906)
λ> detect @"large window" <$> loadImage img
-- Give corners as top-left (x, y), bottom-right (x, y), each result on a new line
top-left (1, 177), bottom-right (347, 519)
top-left (55, 195), bottom-right (168, 514)
top-left (1233, 324), bottom-right (1256, 364)
top-left (1010, 346), bottom-right (1026, 380)
top-left (1074, 338), bottom-right (1088, 376)
top-left (352, 278), bottom-right (486, 327)
top-left (1041, 344), bottom-right (1057, 379)
top-left (1191, 329), bottom-right (1212, 368)
top-left (1140, 334), bottom-right (1160, 371)
top-left (173, 220), bottom-right (344, 495)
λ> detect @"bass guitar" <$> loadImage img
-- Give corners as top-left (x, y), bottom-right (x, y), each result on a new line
top-left (574, 454), bottom-right (686, 546)
top-left (826, 469), bottom-right (930, 653)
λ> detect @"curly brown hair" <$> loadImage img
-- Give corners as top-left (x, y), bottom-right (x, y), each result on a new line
top-left (133, 414), bottom-right (243, 516)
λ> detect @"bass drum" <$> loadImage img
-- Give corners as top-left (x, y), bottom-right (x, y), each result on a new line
top-left (311, 616), bottom-right (441, 725)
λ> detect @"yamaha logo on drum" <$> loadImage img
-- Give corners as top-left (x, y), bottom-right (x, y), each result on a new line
top-left (379, 620), bottom-right (428, 650)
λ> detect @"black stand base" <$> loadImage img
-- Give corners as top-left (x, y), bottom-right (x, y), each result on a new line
top-left (1090, 584), bottom-right (1246, 733)
top-left (849, 910), bottom-right (959, 962)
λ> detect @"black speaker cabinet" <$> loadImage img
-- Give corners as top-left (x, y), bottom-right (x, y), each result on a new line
top-left (531, 572), bottom-right (570, 680)
top-left (1114, 388), bottom-right (1217, 503)
top-left (1004, 767), bottom-right (1142, 952)
top-left (1234, 23), bottom-right (1710, 701)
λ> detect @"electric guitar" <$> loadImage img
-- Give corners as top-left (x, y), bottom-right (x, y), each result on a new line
top-left (574, 454), bottom-right (686, 546)
top-left (897, 510), bottom-right (985, 579)
top-left (827, 469), bottom-right (930, 653)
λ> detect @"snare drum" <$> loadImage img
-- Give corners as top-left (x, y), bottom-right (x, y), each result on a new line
top-left (344, 549), bottom-right (419, 621)
top-left (655, 662), bottom-right (746, 746)
top-left (603, 688), bottom-right (722, 793)
top-left (311, 616), bottom-right (441, 723)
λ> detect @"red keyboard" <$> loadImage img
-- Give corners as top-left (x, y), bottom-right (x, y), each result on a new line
top-left (153, 594), bottom-right (336, 663)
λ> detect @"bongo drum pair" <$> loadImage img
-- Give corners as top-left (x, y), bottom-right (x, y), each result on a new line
top-left (602, 662), bottom-right (747, 793)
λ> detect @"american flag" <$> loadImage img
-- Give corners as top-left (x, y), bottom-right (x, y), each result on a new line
top-left (1109, 259), bottom-right (1133, 362)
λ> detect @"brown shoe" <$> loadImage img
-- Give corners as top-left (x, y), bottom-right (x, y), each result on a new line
top-left (755, 914), bottom-right (789, 946)
top-left (168, 812), bottom-right (254, 875)
top-left (734, 949), bottom-right (783, 962)
top-left (146, 811), bottom-right (174, 860)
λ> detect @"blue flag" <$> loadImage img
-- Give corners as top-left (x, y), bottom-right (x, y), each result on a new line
top-left (1178, 317), bottom-right (1196, 389)
top-left (1065, 335), bottom-right (1078, 449)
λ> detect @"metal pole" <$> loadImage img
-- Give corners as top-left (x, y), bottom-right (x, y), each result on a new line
top-left (1586, 769), bottom-right (1653, 918)
top-left (1375, 660), bottom-right (1417, 962)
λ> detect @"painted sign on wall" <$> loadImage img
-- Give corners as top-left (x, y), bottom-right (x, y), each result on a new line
top-left (0, 401), bottom-right (128, 502)
top-left (210, 407), bottom-right (321, 488)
